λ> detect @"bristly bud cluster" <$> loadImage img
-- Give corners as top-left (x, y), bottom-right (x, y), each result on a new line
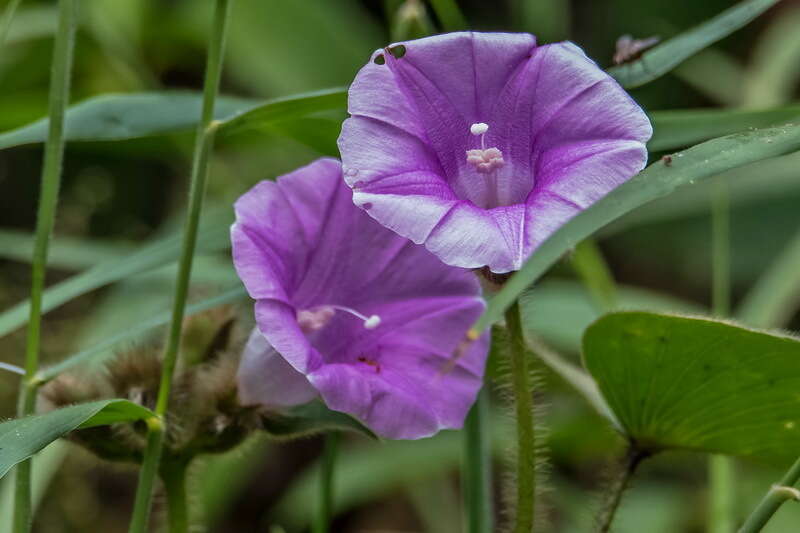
top-left (41, 307), bottom-right (260, 465)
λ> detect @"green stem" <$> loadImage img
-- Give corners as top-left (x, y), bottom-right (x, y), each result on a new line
top-left (128, 419), bottom-right (165, 533)
top-left (313, 432), bottom-right (340, 533)
top-left (709, 176), bottom-right (734, 533)
top-left (738, 457), bottom-right (800, 533)
top-left (0, 0), bottom-right (22, 45)
top-left (463, 389), bottom-right (493, 533)
top-left (597, 448), bottom-right (648, 533)
top-left (12, 1), bottom-right (77, 531)
top-left (505, 301), bottom-right (536, 533)
top-left (572, 239), bottom-right (618, 311)
top-left (161, 458), bottom-right (190, 533)
top-left (127, 1), bottom-right (232, 531)
top-left (712, 177), bottom-right (731, 318)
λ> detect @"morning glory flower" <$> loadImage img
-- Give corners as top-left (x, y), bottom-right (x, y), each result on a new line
top-left (338, 32), bottom-right (652, 273)
top-left (231, 158), bottom-right (489, 439)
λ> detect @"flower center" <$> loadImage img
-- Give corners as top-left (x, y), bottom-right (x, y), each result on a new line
top-left (297, 305), bottom-right (381, 333)
top-left (465, 122), bottom-right (504, 174)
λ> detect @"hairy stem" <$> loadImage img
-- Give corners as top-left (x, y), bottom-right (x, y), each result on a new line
top-left (127, 1), bottom-right (232, 531)
top-left (463, 389), bottom-right (493, 533)
top-left (738, 456), bottom-right (800, 533)
top-left (709, 176), bottom-right (734, 533)
top-left (12, 1), bottom-right (77, 531)
top-left (596, 448), bottom-right (648, 533)
top-left (505, 301), bottom-right (537, 533)
top-left (313, 432), bottom-right (340, 533)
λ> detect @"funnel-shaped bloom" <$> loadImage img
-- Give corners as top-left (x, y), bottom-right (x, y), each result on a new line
top-left (232, 158), bottom-right (488, 439)
top-left (338, 32), bottom-right (652, 273)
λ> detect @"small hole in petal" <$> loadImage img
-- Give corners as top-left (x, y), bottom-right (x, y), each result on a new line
top-left (373, 54), bottom-right (386, 65)
top-left (389, 45), bottom-right (406, 58)
top-left (362, 202), bottom-right (373, 210)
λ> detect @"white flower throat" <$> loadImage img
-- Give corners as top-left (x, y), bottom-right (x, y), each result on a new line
top-left (466, 122), bottom-right (505, 174)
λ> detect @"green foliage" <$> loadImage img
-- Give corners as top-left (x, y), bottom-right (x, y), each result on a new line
top-left (0, 209), bottom-right (232, 339)
top-left (0, 89), bottom-right (348, 150)
top-left (608, 0), bottom-right (782, 88)
top-left (0, 400), bottom-right (154, 479)
top-left (583, 312), bottom-right (800, 464)
top-left (39, 286), bottom-right (247, 381)
top-left (649, 105), bottom-right (800, 152)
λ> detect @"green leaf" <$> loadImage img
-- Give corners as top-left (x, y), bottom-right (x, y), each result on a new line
top-left (217, 88), bottom-right (346, 137)
top-left (39, 286), bottom-right (248, 381)
top-left (0, 400), bottom-right (154, 479)
top-left (607, 0), bottom-right (781, 89)
top-left (0, 89), bottom-right (347, 150)
top-left (472, 122), bottom-right (800, 335)
top-left (521, 280), bottom-right (704, 354)
top-left (0, 93), bottom-right (257, 149)
top-left (261, 401), bottom-right (377, 440)
top-left (583, 312), bottom-right (800, 463)
top-left (649, 104), bottom-right (800, 152)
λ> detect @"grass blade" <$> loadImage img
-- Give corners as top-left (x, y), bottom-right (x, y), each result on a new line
top-left (608, 0), bottom-right (781, 88)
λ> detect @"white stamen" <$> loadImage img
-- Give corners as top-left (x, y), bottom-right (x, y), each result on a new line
top-left (363, 315), bottom-right (382, 329)
top-left (467, 123), bottom-right (505, 173)
top-left (330, 305), bottom-right (382, 330)
top-left (470, 122), bottom-right (489, 135)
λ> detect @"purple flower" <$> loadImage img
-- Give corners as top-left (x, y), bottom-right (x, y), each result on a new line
top-left (231, 158), bottom-right (489, 439)
top-left (338, 32), bottom-right (652, 273)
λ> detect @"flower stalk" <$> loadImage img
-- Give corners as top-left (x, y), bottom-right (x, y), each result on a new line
top-left (314, 432), bottom-right (340, 533)
top-left (505, 300), bottom-right (537, 533)
top-left (12, 0), bottom-right (77, 531)
top-left (709, 176), bottom-right (734, 533)
top-left (127, 0), bottom-right (232, 531)
top-left (738, 456), bottom-right (800, 533)
top-left (463, 389), bottom-right (493, 533)
top-left (596, 448), bottom-right (648, 533)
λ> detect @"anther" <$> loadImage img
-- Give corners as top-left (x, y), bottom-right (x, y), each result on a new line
top-left (466, 123), bottom-right (504, 174)
top-left (470, 122), bottom-right (489, 136)
top-left (329, 305), bottom-right (382, 330)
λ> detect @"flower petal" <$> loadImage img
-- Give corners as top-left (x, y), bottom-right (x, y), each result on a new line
top-left (237, 328), bottom-right (318, 408)
top-left (339, 33), bottom-right (651, 273)
top-left (232, 157), bottom-right (489, 439)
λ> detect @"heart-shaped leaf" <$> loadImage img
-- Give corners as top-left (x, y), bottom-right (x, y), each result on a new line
top-left (583, 312), bottom-right (800, 464)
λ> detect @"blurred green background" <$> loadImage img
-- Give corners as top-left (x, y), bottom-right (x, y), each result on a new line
top-left (1, 0), bottom-right (800, 531)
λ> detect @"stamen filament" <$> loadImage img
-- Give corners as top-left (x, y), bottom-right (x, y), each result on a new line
top-left (329, 305), bottom-right (382, 329)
